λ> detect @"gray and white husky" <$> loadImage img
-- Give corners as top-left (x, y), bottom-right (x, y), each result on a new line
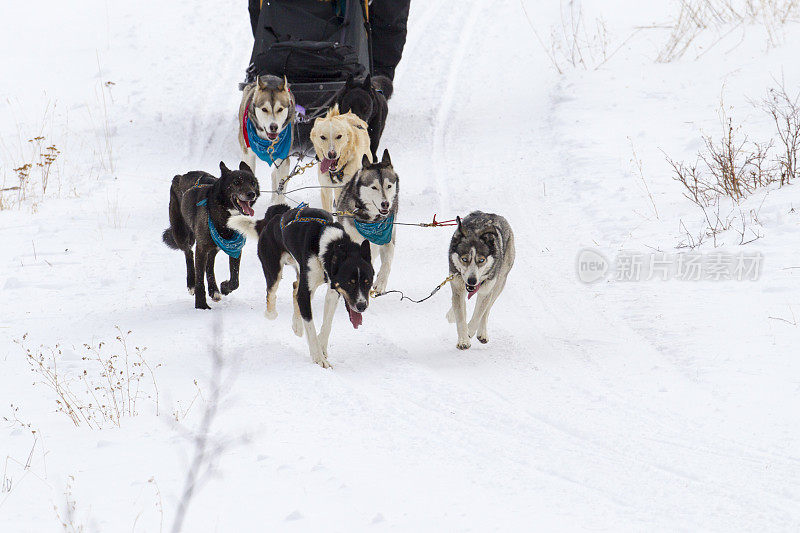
top-left (238, 75), bottom-right (295, 203)
top-left (446, 211), bottom-right (515, 350)
top-left (335, 149), bottom-right (398, 294)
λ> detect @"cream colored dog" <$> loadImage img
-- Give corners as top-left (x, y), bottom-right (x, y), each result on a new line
top-left (310, 105), bottom-right (372, 212)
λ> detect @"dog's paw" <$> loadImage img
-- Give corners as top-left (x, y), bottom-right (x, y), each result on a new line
top-left (211, 291), bottom-right (222, 302)
top-left (195, 302), bottom-right (211, 310)
top-left (187, 287), bottom-right (195, 296)
top-left (456, 339), bottom-right (471, 350)
top-left (292, 315), bottom-right (304, 337)
top-left (477, 335), bottom-right (489, 344)
top-left (373, 277), bottom-right (388, 295)
top-left (446, 308), bottom-right (455, 323)
top-left (313, 354), bottom-right (332, 369)
top-left (264, 308), bottom-right (278, 320)
top-left (220, 281), bottom-right (238, 295)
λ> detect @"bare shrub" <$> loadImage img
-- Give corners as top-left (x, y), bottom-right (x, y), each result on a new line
top-left (664, 95), bottom-right (787, 247)
top-left (171, 317), bottom-right (236, 533)
top-left (760, 81), bottom-right (800, 185)
top-left (666, 111), bottom-right (777, 210)
top-left (17, 328), bottom-right (160, 429)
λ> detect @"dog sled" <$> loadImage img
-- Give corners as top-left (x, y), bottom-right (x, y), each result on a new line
top-left (244, 0), bottom-right (373, 149)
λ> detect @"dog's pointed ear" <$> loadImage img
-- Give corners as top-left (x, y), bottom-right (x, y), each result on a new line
top-left (331, 103), bottom-right (340, 115)
top-left (361, 154), bottom-right (371, 168)
top-left (381, 149), bottom-right (391, 166)
top-left (362, 74), bottom-right (371, 88)
top-left (360, 239), bottom-right (372, 262)
top-left (219, 161), bottom-right (230, 175)
top-left (480, 227), bottom-right (497, 246)
top-left (239, 161), bottom-right (253, 174)
top-left (456, 216), bottom-right (466, 237)
top-left (282, 75), bottom-right (289, 91)
top-left (257, 75), bottom-right (267, 90)
top-left (329, 242), bottom-right (344, 276)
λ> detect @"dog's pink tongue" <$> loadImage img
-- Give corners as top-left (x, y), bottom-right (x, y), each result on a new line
top-left (320, 158), bottom-right (334, 174)
top-left (468, 284), bottom-right (482, 299)
top-left (238, 200), bottom-right (255, 216)
top-left (347, 306), bottom-right (363, 329)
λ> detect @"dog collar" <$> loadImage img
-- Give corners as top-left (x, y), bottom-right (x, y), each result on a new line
top-left (197, 198), bottom-right (246, 258)
top-left (353, 214), bottom-right (394, 245)
top-left (242, 106), bottom-right (292, 166)
top-left (329, 164), bottom-right (346, 182)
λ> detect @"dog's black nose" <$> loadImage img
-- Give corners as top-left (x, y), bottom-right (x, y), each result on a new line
top-left (381, 201), bottom-right (390, 209)
top-left (355, 301), bottom-right (367, 312)
top-left (467, 276), bottom-right (477, 286)
top-left (327, 150), bottom-right (336, 159)
top-left (246, 191), bottom-right (256, 200)
top-left (269, 123), bottom-right (278, 132)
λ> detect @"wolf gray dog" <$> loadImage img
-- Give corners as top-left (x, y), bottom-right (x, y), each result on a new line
top-left (238, 75), bottom-right (295, 203)
top-left (335, 150), bottom-right (398, 294)
top-left (446, 211), bottom-right (515, 350)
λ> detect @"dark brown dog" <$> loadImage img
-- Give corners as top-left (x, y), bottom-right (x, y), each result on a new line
top-left (162, 162), bottom-right (260, 309)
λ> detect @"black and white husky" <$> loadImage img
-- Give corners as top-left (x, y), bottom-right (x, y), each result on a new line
top-left (335, 150), bottom-right (398, 294)
top-left (446, 211), bottom-right (515, 350)
top-left (256, 203), bottom-right (374, 368)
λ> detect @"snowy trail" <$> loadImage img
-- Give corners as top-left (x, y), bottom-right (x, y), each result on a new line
top-left (1, 0), bottom-right (799, 531)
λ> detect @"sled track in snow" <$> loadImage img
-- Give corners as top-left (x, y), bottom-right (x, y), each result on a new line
top-left (431, 0), bottom-right (485, 213)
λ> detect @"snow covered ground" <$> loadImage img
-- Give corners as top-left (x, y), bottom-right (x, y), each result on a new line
top-left (1, 0), bottom-right (799, 530)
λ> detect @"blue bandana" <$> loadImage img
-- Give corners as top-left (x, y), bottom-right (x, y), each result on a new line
top-left (197, 198), bottom-right (246, 258)
top-left (245, 113), bottom-right (292, 166)
top-left (353, 215), bottom-right (394, 245)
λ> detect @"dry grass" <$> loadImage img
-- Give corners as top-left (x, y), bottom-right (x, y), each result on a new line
top-left (520, 0), bottom-right (638, 73)
top-left (1, 134), bottom-right (61, 211)
top-left (659, 0), bottom-right (800, 62)
top-left (17, 328), bottom-right (160, 429)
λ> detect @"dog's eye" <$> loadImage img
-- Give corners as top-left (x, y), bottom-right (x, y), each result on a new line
top-left (320, 135), bottom-right (327, 140)
top-left (336, 134), bottom-right (342, 139)
top-left (476, 257), bottom-right (485, 264)
top-left (261, 107), bottom-right (267, 113)
top-left (387, 185), bottom-right (392, 188)
top-left (276, 107), bottom-right (284, 113)
top-left (350, 279), bottom-right (356, 285)
top-left (372, 186), bottom-right (378, 190)
top-left (461, 256), bottom-right (469, 263)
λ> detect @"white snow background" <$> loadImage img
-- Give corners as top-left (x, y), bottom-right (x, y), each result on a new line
top-left (1, 0), bottom-right (799, 531)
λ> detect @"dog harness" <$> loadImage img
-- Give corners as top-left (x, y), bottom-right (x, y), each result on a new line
top-left (242, 105), bottom-right (292, 166)
top-left (280, 202), bottom-right (332, 231)
top-left (196, 198), bottom-right (246, 258)
top-left (353, 215), bottom-right (394, 245)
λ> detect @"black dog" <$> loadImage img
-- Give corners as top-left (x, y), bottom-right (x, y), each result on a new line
top-left (256, 203), bottom-right (374, 368)
top-left (162, 161), bottom-right (260, 309)
top-left (336, 74), bottom-right (391, 159)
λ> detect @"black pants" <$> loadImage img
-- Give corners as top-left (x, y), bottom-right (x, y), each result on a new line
top-left (248, 0), bottom-right (411, 80)
top-left (370, 0), bottom-right (411, 80)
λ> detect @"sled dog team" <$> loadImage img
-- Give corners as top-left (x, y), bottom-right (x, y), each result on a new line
top-left (163, 75), bottom-right (515, 367)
